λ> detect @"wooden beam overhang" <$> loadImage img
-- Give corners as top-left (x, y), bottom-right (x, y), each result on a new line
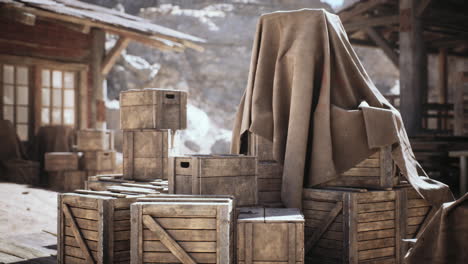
top-left (101, 37), bottom-right (130, 76)
top-left (365, 27), bottom-right (399, 68)
top-left (343, 15), bottom-right (399, 31)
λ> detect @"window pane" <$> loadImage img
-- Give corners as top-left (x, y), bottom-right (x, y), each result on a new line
top-left (16, 106), bottom-right (28, 123)
top-left (64, 109), bottom-right (74, 125)
top-left (52, 89), bottom-right (62, 107)
top-left (52, 71), bottom-right (62, 88)
top-left (3, 105), bottom-right (13, 121)
top-left (64, 72), bottom-right (75, 89)
top-left (42, 70), bottom-right (50, 87)
top-left (41, 108), bottom-right (50, 124)
top-left (52, 108), bottom-right (61, 124)
top-left (17, 86), bottom-right (28, 105)
top-left (3, 84), bottom-right (14, 104)
top-left (64, 90), bottom-right (75, 107)
top-left (42, 88), bottom-right (50, 106)
top-left (16, 67), bottom-right (28, 85)
top-left (3, 65), bottom-right (14, 84)
top-left (17, 124), bottom-right (28, 141)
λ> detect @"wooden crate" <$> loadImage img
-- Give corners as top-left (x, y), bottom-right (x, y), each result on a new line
top-left (123, 130), bottom-right (170, 181)
top-left (120, 88), bottom-right (187, 130)
top-left (257, 161), bottom-right (283, 206)
top-left (130, 199), bottom-right (234, 264)
top-left (400, 185), bottom-right (434, 239)
top-left (247, 133), bottom-right (275, 161)
top-left (48, 170), bottom-right (87, 192)
top-left (168, 155), bottom-right (257, 206)
top-left (44, 152), bottom-right (80, 171)
top-left (302, 188), bottom-right (405, 264)
top-left (322, 146), bottom-right (398, 189)
top-left (237, 207), bottom-right (304, 264)
top-left (58, 191), bottom-right (143, 263)
top-left (76, 129), bottom-right (114, 151)
top-left (81, 151), bottom-right (116, 171)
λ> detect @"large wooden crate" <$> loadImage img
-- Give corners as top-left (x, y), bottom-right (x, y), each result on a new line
top-left (400, 185), bottom-right (434, 239)
top-left (168, 155), bottom-right (257, 206)
top-left (322, 147), bottom-right (398, 189)
top-left (48, 170), bottom-right (87, 192)
top-left (120, 88), bottom-right (187, 130)
top-left (257, 161), bottom-right (283, 206)
top-left (237, 207), bottom-right (304, 264)
top-left (247, 133), bottom-right (275, 161)
top-left (58, 191), bottom-right (143, 263)
top-left (76, 129), bottom-right (114, 151)
top-left (302, 188), bottom-right (405, 264)
top-left (44, 152), bottom-right (80, 171)
top-left (81, 151), bottom-right (116, 171)
top-left (123, 130), bottom-right (170, 181)
top-left (131, 199), bottom-right (234, 264)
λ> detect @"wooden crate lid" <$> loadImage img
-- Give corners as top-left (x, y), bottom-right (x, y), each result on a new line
top-left (64, 189), bottom-right (142, 199)
top-left (120, 88), bottom-right (187, 106)
top-left (265, 208), bottom-right (304, 223)
top-left (106, 185), bottom-right (160, 195)
top-left (45, 152), bottom-right (79, 157)
top-left (238, 207), bottom-right (265, 222)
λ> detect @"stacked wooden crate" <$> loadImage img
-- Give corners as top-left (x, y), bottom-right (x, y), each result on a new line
top-left (45, 152), bottom-right (85, 192)
top-left (77, 129), bottom-right (116, 177)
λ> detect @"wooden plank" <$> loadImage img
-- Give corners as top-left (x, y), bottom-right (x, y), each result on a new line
top-left (344, 16), bottom-right (399, 31)
top-left (358, 202), bottom-right (395, 213)
top-left (142, 215), bottom-right (197, 264)
top-left (303, 189), bottom-right (343, 201)
top-left (143, 230), bottom-right (217, 242)
top-left (358, 247), bottom-right (395, 261)
top-left (101, 37), bottom-right (130, 75)
top-left (342, 167), bottom-right (381, 177)
top-left (358, 210), bottom-right (395, 223)
top-left (357, 229), bottom-right (395, 241)
top-left (288, 223), bottom-right (296, 264)
top-left (143, 252), bottom-right (215, 263)
top-left (143, 241), bottom-right (216, 253)
top-left (366, 27), bottom-right (399, 68)
top-left (63, 204), bottom-right (95, 264)
top-left (358, 238), bottom-right (395, 251)
top-left (304, 202), bottom-right (342, 254)
top-left (216, 205), bottom-right (230, 263)
top-left (347, 193), bottom-right (358, 264)
top-left (357, 191), bottom-right (396, 203)
top-left (143, 218), bottom-right (216, 230)
top-left (245, 223), bottom-right (253, 264)
top-left (357, 220), bottom-right (395, 232)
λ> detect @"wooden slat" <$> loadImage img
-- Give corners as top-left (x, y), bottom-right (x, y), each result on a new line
top-left (143, 252), bottom-right (216, 263)
top-left (144, 218), bottom-right (216, 230)
top-left (63, 204), bottom-right (95, 264)
top-left (357, 238), bottom-right (395, 251)
top-left (305, 202), bottom-right (343, 254)
top-left (358, 247), bottom-right (395, 261)
top-left (358, 202), bottom-right (395, 213)
top-left (358, 211), bottom-right (395, 223)
top-left (357, 229), bottom-right (395, 241)
top-left (143, 230), bottom-right (217, 242)
top-left (143, 241), bottom-right (216, 253)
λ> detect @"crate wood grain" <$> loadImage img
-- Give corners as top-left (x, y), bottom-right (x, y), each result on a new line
top-left (45, 152), bottom-right (80, 171)
top-left (322, 146), bottom-right (398, 189)
top-left (247, 133), bottom-right (275, 162)
top-left (168, 155), bottom-right (257, 206)
top-left (120, 88), bottom-right (187, 130)
top-left (123, 130), bottom-right (170, 181)
top-left (302, 188), bottom-right (405, 264)
top-left (130, 200), bottom-right (234, 264)
top-left (76, 129), bottom-right (114, 151)
top-left (400, 185), bottom-right (434, 239)
top-left (81, 151), bottom-right (116, 171)
top-left (48, 171), bottom-right (87, 192)
top-left (58, 191), bottom-right (143, 264)
top-left (86, 175), bottom-right (169, 194)
top-left (257, 161), bottom-right (283, 206)
top-left (237, 207), bottom-right (304, 264)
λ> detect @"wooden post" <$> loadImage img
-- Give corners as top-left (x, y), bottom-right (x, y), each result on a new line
top-left (399, 0), bottom-right (427, 136)
top-left (90, 28), bottom-right (105, 129)
top-left (438, 48), bottom-right (448, 131)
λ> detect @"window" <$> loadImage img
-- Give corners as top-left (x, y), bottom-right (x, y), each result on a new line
top-left (41, 69), bottom-right (76, 126)
top-left (2, 64), bottom-right (30, 141)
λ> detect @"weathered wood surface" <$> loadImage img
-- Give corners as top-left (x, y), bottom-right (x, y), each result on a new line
top-left (131, 200), bottom-right (233, 264)
top-left (58, 191), bottom-right (143, 264)
top-left (85, 174), bottom-right (169, 194)
top-left (322, 146), bottom-right (398, 189)
top-left (48, 170), bottom-right (87, 192)
top-left (257, 161), bottom-right (283, 206)
top-left (454, 72), bottom-right (468, 136)
top-left (123, 130), bottom-right (170, 181)
top-left (0, 231), bottom-right (57, 264)
top-left (81, 150), bottom-right (116, 171)
top-left (247, 133), bottom-right (276, 161)
top-left (237, 207), bottom-right (304, 264)
top-left (44, 152), bottom-right (80, 172)
top-left (76, 129), bottom-right (114, 151)
top-left (120, 89), bottom-right (187, 130)
top-left (302, 188), bottom-right (404, 264)
top-left (398, 185), bottom-right (433, 239)
top-left (169, 155), bottom-right (257, 206)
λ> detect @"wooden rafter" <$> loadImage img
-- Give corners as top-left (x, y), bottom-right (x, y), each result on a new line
top-left (101, 37), bottom-right (130, 76)
top-left (343, 15), bottom-right (399, 31)
top-left (340, 0), bottom-right (389, 23)
top-left (365, 27), bottom-right (399, 68)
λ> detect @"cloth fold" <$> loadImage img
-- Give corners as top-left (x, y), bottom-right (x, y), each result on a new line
top-left (231, 9), bottom-right (453, 208)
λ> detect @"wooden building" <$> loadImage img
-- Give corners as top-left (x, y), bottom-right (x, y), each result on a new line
top-left (0, 0), bottom-right (203, 144)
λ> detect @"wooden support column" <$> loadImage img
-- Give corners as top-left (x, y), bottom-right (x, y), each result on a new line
top-left (366, 27), bottom-right (399, 68)
top-left (399, 0), bottom-right (427, 136)
top-left (90, 28), bottom-right (105, 129)
top-left (101, 37), bottom-right (130, 76)
top-left (438, 48), bottom-right (448, 131)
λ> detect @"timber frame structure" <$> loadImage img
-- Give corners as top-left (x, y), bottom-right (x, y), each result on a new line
top-left (338, 0), bottom-right (468, 136)
top-left (0, 0), bottom-right (203, 143)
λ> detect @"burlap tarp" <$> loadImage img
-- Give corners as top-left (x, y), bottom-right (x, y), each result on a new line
top-left (405, 193), bottom-right (468, 264)
top-left (231, 9), bottom-right (454, 208)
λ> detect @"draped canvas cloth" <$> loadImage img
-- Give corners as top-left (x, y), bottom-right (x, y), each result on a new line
top-left (231, 9), bottom-right (453, 208)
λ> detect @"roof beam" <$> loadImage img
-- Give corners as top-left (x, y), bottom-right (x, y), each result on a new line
top-left (0, 7), bottom-right (36, 26)
top-left (365, 27), bottom-right (399, 68)
top-left (101, 36), bottom-right (131, 76)
top-left (343, 15), bottom-right (399, 31)
top-left (340, 0), bottom-right (389, 23)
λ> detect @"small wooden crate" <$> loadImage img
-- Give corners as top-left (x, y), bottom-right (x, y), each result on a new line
top-left (237, 207), bottom-right (304, 264)
top-left (44, 152), bottom-right (80, 171)
top-left (257, 161), bottom-right (283, 206)
top-left (168, 155), bottom-right (257, 206)
top-left (130, 199), bottom-right (234, 264)
top-left (302, 188), bottom-right (405, 264)
top-left (247, 133), bottom-right (275, 161)
top-left (123, 130), bottom-right (170, 181)
top-left (120, 88), bottom-right (187, 130)
top-left (48, 170), bottom-right (87, 192)
top-left (322, 146), bottom-right (398, 189)
top-left (81, 151), bottom-right (116, 171)
top-left (76, 129), bottom-right (114, 151)
top-left (58, 191), bottom-right (143, 263)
